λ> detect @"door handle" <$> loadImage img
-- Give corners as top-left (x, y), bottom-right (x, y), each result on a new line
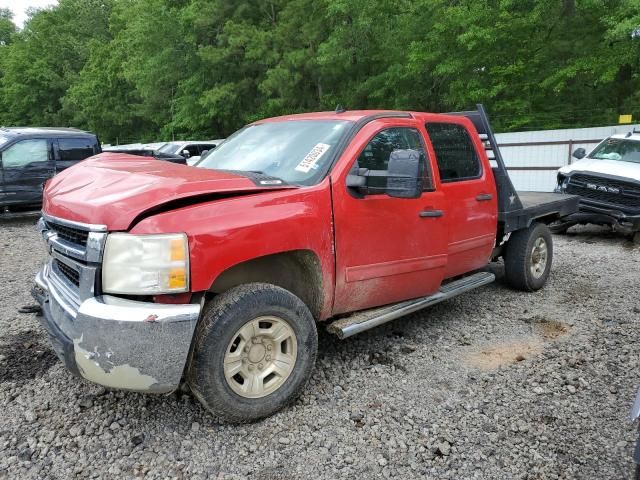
top-left (419, 209), bottom-right (443, 218)
top-left (476, 193), bottom-right (493, 201)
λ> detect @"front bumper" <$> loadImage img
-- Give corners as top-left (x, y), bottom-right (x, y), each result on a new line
top-left (33, 264), bottom-right (201, 393)
top-left (553, 189), bottom-right (640, 233)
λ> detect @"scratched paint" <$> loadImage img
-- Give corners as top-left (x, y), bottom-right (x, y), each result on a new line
top-left (73, 337), bottom-right (157, 390)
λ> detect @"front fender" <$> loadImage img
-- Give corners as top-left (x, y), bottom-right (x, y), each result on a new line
top-left (130, 181), bottom-right (336, 319)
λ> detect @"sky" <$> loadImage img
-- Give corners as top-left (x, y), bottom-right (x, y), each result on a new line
top-left (0, 0), bottom-right (58, 28)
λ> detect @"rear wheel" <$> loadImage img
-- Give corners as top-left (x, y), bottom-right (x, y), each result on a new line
top-left (188, 283), bottom-right (317, 423)
top-left (504, 222), bottom-right (553, 292)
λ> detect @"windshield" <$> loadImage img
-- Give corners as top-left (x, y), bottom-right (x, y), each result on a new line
top-left (197, 120), bottom-right (351, 185)
top-left (158, 143), bottom-right (180, 154)
top-left (588, 138), bottom-right (640, 164)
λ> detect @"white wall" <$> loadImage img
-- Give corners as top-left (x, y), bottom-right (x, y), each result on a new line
top-left (495, 124), bottom-right (640, 191)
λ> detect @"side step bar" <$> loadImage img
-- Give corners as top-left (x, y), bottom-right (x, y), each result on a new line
top-left (0, 210), bottom-right (41, 220)
top-left (327, 271), bottom-right (495, 339)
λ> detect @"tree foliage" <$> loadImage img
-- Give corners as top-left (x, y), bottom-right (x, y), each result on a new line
top-left (0, 0), bottom-right (638, 142)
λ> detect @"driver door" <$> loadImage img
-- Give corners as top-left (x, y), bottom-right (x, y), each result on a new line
top-left (0, 138), bottom-right (54, 208)
top-left (331, 121), bottom-right (449, 315)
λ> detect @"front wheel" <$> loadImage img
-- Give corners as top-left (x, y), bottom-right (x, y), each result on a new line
top-left (503, 222), bottom-right (553, 292)
top-left (188, 283), bottom-right (318, 423)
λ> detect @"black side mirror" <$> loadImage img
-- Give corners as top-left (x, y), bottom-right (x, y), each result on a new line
top-left (346, 149), bottom-right (423, 199)
top-left (386, 149), bottom-right (423, 199)
top-left (200, 150), bottom-right (209, 156)
top-left (572, 147), bottom-right (586, 160)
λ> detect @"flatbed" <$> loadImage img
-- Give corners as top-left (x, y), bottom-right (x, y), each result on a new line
top-left (451, 105), bottom-right (579, 235)
top-left (501, 191), bottom-right (580, 233)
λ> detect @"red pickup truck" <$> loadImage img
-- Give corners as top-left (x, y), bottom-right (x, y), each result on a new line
top-left (32, 105), bottom-right (578, 422)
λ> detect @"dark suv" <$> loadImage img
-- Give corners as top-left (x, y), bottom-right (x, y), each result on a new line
top-left (0, 127), bottom-right (100, 213)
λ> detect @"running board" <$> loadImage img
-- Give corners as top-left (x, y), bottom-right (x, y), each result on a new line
top-left (0, 210), bottom-right (41, 220)
top-left (327, 271), bottom-right (495, 339)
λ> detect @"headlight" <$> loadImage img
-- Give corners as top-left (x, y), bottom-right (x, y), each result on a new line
top-left (102, 233), bottom-right (189, 295)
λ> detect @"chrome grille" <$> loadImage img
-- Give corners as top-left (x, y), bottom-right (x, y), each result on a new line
top-left (39, 214), bottom-right (107, 263)
top-left (53, 259), bottom-right (80, 287)
top-left (39, 215), bottom-right (108, 317)
top-left (45, 221), bottom-right (89, 248)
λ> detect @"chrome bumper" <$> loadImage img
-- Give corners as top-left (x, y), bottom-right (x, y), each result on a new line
top-left (33, 264), bottom-right (201, 393)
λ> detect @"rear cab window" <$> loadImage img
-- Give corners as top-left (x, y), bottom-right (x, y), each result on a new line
top-left (58, 137), bottom-right (98, 161)
top-left (425, 123), bottom-right (482, 182)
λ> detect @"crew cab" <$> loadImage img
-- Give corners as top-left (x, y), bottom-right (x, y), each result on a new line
top-left (32, 106), bottom-right (578, 422)
top-left (0, 127), bottom-right (100, 213)
top-left (555, 130), bottom-right (640, 242)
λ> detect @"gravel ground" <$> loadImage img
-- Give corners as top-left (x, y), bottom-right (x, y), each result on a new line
top-left (0, 218), bottom-right (639, 479)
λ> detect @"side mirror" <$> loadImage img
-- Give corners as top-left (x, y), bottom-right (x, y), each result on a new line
top-left (386, 149), bottom-right (423, 199)
top-left (182, 149), bottom-right (191, 158)
top-left (346, 149), bottom-right (423, 198)
top-left (200, 149), bottom-right (209, 156)
top-left (572, 147), bottom-right (586, 160)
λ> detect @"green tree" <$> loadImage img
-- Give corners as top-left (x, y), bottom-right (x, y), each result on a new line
top-left (1, 0), bottom-right (639, 138)
top-left (0, 8), bottom-right (15, 47)
top-left (0, 0), bottom-right (112, 126)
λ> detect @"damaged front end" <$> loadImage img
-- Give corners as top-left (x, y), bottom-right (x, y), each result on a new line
top-left (555, 172), bottom-right (640, 234)
top-left (32, 215), bottom-right (200, 393)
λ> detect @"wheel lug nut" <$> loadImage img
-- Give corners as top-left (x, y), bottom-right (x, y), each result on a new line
top-left (265, 355), bottom-right (271, 361)
top-left (242, 358), bottom-right (247, 364)
top-left (266, 345), bottom-right (272, 351)
top-left (248, 365), bottom-right (254, 371)
top-left (244, 346), bottom-right (250, 352)
top-left (252, 338), bottom-right (259, 344)
top-left (258, 363), bottom-right (263, 370)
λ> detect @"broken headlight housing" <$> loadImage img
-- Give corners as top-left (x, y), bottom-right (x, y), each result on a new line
top-left (557, 173), bottom-right (569, 191)
top-left (102, 233), bottom-right (189, 295)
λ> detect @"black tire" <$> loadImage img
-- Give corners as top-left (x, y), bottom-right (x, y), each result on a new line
top-left (188, 283), bottom-right (317, 423)
top-left (503, 222), bottom-right (553, 292)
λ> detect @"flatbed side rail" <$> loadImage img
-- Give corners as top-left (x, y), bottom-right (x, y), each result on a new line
top-left (447, 104), bottom-right (524, 214)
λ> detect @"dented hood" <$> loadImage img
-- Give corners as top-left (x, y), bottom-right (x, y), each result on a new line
top-left (43, 153), bottom-right (293, 230)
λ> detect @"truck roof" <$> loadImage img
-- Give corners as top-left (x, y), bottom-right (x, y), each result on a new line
top-left (256, 110), bottom-right (452, 123)
top-left (610, 131), bottom-right (640, 141)
top-left (0, 127), bottom-right (95, 138)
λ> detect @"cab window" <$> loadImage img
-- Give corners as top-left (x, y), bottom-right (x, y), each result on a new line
top-left (356, 127), bottom-right (433, 192)
top-left (425, 123), bottom-right (481, 182)
top-left (1, 139), bottom-right (48, 168)
top-left (58, 138), bottom-right (96, 161)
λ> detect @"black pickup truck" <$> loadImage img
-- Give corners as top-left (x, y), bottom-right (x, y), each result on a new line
top-left (0, 127), bottom-right (100, 214)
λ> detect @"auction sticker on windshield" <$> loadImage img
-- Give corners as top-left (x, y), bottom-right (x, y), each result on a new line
top-left (295, 143), bottom-right (331, 173)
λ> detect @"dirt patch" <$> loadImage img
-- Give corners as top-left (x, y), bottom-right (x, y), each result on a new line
top-left (0, 330), bottom-right (57, 384)
top-left (529, 317), bottom-right (571, 340)
top-left (464, 339), bottom-right (544, 370)
top-left (561, 281), bottom-right (599, 304)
